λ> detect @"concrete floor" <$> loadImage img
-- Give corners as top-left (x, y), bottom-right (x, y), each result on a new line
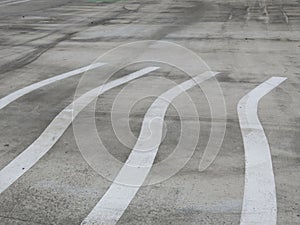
top-left (0, 0), bottom-right (299, 224)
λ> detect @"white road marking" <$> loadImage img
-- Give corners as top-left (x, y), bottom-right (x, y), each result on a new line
top-left (81, 71), bottom-right (219, 225)
top-left (0, 67), bottom-right (159, 194)
top-left (0, 0), bottom-right (16, 4)
top-left (238, 77), bottom-right (287, 225)
top-left (0, 63), bottom-right (105, 110)
top-left (0, 0), bottom-right (31, 7)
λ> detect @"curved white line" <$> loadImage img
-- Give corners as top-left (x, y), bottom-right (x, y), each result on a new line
top-left (0, 0), bottom-right (31, 7)
top-left (238, 77), bottom-right (287, 225)
top-left (81, 71), bottom-right (219, 225)
top-left (0, 67), bottom-right (159, 194)
top-left (0, 63), bottom-right (106, 110)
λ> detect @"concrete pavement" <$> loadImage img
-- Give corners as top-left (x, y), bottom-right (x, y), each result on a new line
top-left (0, 0), bottom-right (299, 224)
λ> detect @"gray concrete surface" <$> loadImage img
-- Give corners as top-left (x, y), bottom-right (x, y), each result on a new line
top-left (0, 0), bottom-right (299, 224)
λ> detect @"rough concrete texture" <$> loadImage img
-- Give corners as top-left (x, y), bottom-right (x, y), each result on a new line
top-left (0, 0), bottom-right (299, 224)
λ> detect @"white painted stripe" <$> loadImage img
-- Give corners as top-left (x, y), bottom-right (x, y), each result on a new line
top-left (0, 0), bottom-right (17, 4)
top-left (0, 63), bottom-right (105, 110)
top-left (0, 0), bottom-right (31, 7)
top-left (238, 77), bottom-right (287, 225)
top-left (81, 71), bottom-right (219, 225)
top-left (0, 67), bottom-right (159, 194)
